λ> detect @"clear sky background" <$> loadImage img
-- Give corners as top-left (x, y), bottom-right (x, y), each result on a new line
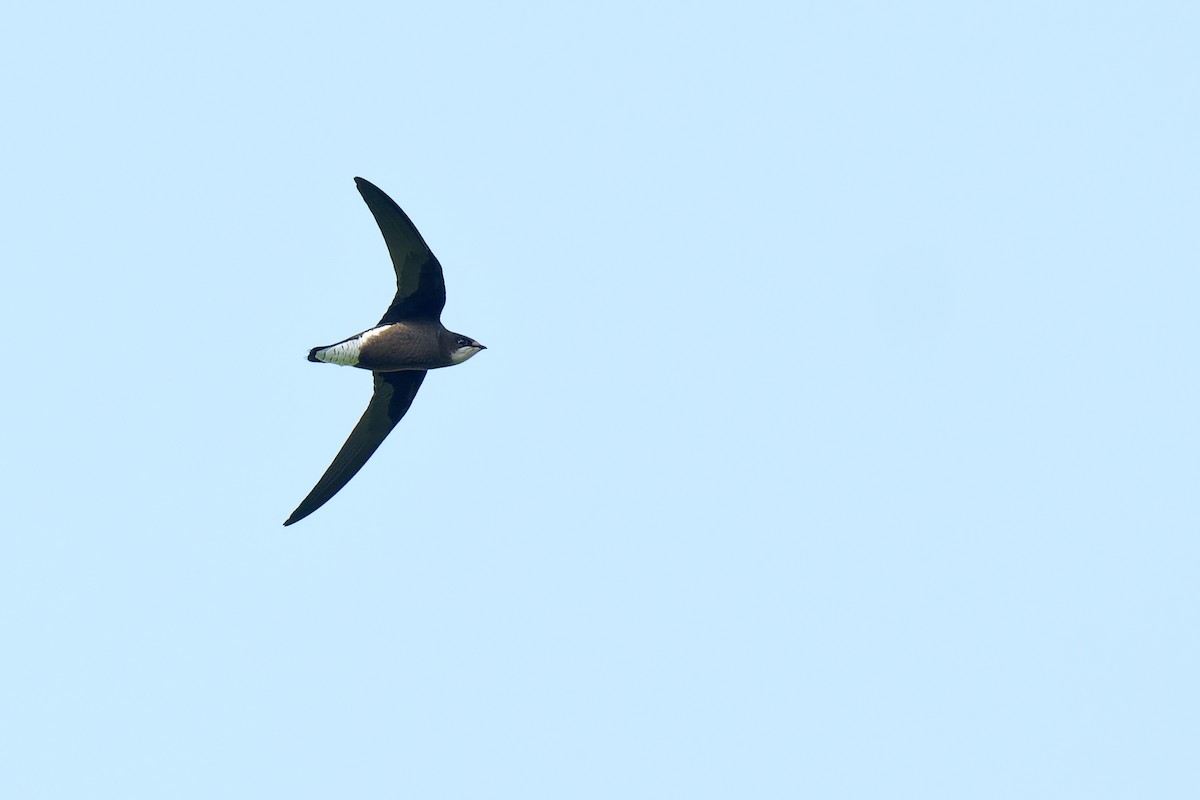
top-left (2, 1), bottom-right (1198, 797)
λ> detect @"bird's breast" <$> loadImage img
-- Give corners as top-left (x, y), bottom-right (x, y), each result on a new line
top-left (357, 323), bottom-right (446, 371)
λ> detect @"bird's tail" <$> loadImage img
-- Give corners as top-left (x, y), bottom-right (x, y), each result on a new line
top-left (307, 335), bottom-right (363, 366)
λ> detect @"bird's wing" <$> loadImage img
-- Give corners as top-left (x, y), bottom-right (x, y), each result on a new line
top-left (284, 370), bottom-right (427, 526)
top-left (355, 177), bottom-right (447, 325)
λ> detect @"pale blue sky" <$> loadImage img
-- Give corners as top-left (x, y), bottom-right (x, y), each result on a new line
top-left (2, 1), bottom-right (1198, 797)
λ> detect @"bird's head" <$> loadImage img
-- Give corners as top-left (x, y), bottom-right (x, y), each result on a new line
top-left (447, 333), bottom-right (487, 364)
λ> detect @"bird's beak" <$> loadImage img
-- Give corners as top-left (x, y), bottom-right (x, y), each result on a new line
top-left (475, 343), bottom-right (487, 350)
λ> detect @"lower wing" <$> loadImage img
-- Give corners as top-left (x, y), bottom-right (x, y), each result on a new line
top-left (284, 370), bottom-right (427, 526)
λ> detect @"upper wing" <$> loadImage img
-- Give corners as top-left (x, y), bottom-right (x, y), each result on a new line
top-left (283, 370), bottom-right (427, 526)
top-left (355, 177), bottom-right (447, 325)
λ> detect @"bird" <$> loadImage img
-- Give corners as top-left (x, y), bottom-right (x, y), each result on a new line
top-left (284, 177), bottom-right (485, 526)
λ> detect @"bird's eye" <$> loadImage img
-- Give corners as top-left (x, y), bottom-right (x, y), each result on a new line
top-left (458, 338), bottom-right (470, 347)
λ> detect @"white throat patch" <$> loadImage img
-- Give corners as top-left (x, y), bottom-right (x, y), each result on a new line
top-left (449, 345), bottom-right (483, 365)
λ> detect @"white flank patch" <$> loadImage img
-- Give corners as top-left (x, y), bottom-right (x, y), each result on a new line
top-left (314, 325), bottom-right (394, 366)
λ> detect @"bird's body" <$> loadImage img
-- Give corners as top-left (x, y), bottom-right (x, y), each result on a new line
top-left (308, 321), bottom-right (477, 371)
top-left (284, 177), bottom-right (485, 526)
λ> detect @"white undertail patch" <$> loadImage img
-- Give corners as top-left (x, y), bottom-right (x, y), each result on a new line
top-left (313, 339), bottom-right (361, 365)
top-left (313, 325), bottom-right (394, 366)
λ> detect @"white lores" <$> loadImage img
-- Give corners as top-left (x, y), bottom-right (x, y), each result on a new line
top-left (449, 345), bottom-right (484, 365)
top-left (312, 325), bottom-right (394, 366)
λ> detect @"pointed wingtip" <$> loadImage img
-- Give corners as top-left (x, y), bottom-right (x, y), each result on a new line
top-left (354, 177), bottom-right (388, 198)
top-left (283, 502), bottom-right (313, 526)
